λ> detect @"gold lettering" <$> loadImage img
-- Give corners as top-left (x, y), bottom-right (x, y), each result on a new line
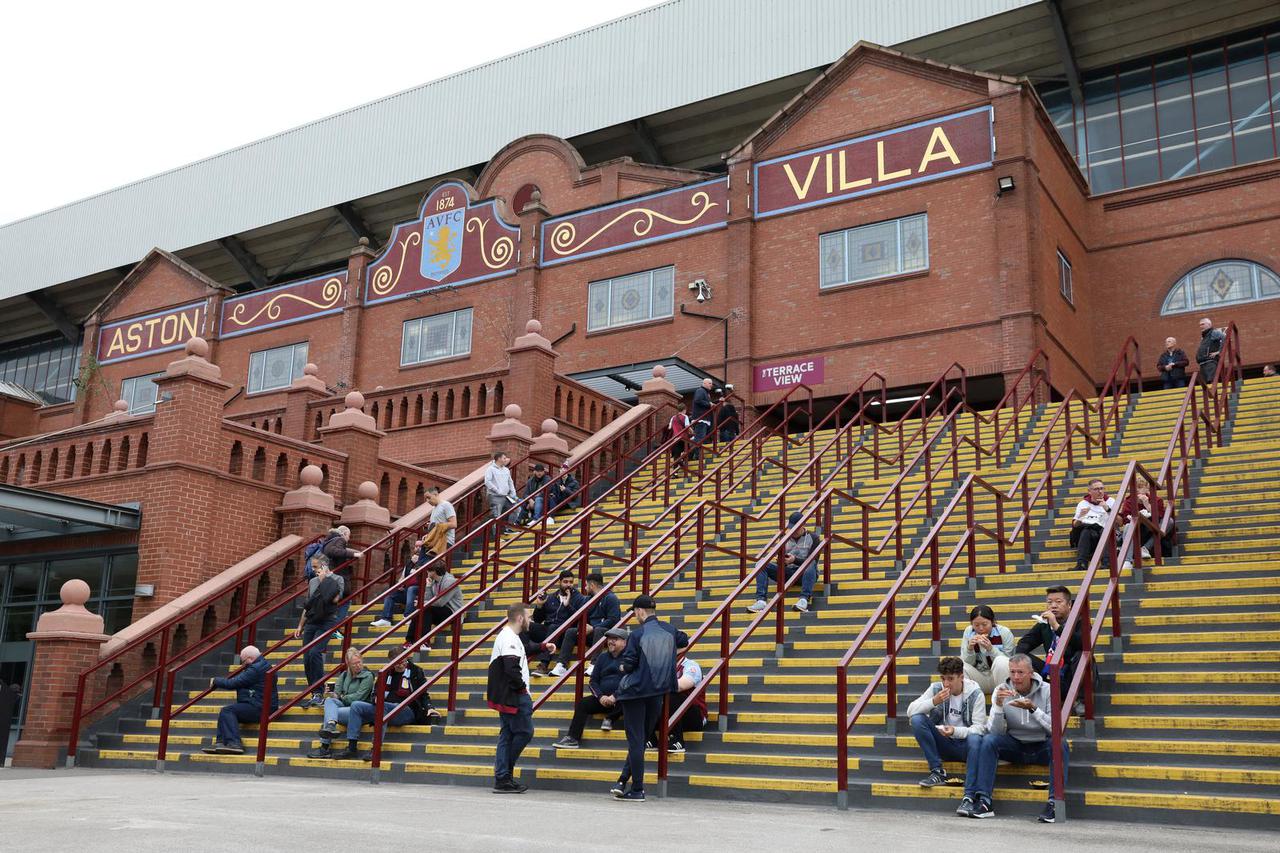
top-left (877, 140), bottom-right (912, 182)
top-left (838, 150), bottom-right (872, 190)
top-left (178, 310), bottom-right (199, 342)
top-left (106, 327), bottom-right (126, 358)
top-left (126, 323), bottom-right (143, 352)
top-left (824, 152), bottom-right (834, 194)
top-left (918, 126), bottom-right (961, 173)
top-left (143, 316), bottom-right (163, 349)
top-left (160, 313), bottom-right (179, 345)
top-left (782, 157), bottom-right (821, 200)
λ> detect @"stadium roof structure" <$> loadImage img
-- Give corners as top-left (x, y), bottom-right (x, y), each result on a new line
top-left (2, 0), bottom-right (1276, 346)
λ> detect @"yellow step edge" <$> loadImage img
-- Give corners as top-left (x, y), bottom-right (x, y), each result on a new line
top-left (688, 774), bottom-right (837, 793)
top-left (1083, 791), bottom-right (1280, 815)
top-left (1095, 739), bottom-right (1280, 757)
top-left (1092, 764), bottom-right (1280, 786)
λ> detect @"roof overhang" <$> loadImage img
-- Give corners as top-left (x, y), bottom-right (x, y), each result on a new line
top-left (568, 356), bottom-right (725, 404)
top-left (0, 484), bottom-right (141, 542)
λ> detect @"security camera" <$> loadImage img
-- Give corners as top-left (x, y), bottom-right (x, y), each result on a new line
top-left (688, 278), bottom-right (712, 304)
top-left (696, 291), bottom-right (706, 303)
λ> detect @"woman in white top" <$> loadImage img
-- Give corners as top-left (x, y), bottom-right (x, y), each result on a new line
top-left (959, 604), bottom-right (1015, 696)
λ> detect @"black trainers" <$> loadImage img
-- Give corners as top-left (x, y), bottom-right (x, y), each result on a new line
top-left (306, 745), bottom-right (333, 759)
top-left (1037, 801), bottom-right (1056, 824)
top-left (955, 796), bottom-right (975, 818)
top-left (971, 799), bottom-right (995, 819)
top-left (493, 778), bottom-right (526, 794)
top-left (610, 782), bottom-right (626, 796)
top-left (317, 722), bottom-right (338, 739)
top-left (615, 789), bottom-right (646, 802)
top-left (668, 739), bottom-right (685, 753)
top-left (333, 745), bottom-right (359, 760)
top-left (919, 768), bottom-right (949, 788)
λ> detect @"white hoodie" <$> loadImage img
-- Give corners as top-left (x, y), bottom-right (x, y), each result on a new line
top-left (905, 677), bottom-right (988, 739)
top-left (986, 671), bottom-right (1054, 741)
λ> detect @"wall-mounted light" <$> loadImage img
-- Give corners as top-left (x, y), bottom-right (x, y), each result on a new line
top-left (996, 175), bottom-right (1016, 197)
top-left (134, 584), bottom-right (155, 598)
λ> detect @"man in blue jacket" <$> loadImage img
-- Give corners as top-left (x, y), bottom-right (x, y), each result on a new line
top-left (529, 570), bottom-right (587, 676)
top-left (612, 595), bottom-right (688, 802)
top-left (202, 645), bottom-right (277, 755)
top-left (551, 572), bottom-right (621, 677)
top-left (553, 627), bottom-right (628, 748)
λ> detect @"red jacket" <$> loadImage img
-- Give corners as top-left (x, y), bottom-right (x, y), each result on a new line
top-left (1121, 491), bottom-right (1166, 528)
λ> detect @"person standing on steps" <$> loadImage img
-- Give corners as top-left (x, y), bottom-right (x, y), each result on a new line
top-left (485, 452), bottom-right (518, 524)
top-left (748, 512), bottom-right (822, 613)
top-left (716, 388), bottom-right (739, 443)
top-left (906, 656), bottom-right (986, 805)
top-left (612, 594), bottom-right (688, 802)
top-left (689, 377), bottom-right (715, 458)
top-left (1157, 336), bottom-right (1190, 389)
top-left (487, 602), bottom-right (535, 794)
top-left (321, 526), bottom-right (363, 638)
top-left (1195, 317), bottom-right (1225, 385)
top-left (552, 572), bottom-right (621, 677)
top-left (969, 653), bottom-right (1067, 824)
top-left (959, 605), bottom-right (1014, 698)
top-left (202, 645), bottom-right (277, 755)
top-left (295, 555), bottom-right (342, 707)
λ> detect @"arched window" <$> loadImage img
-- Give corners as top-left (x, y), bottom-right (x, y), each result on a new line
top-left (1161, 259), bottom-right (1280, 315)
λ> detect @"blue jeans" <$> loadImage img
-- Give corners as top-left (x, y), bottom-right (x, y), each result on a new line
top-left (754, 560), bottom-right (817, 600)
top-left (975, 731), bottom-right (1069, 801)
top-left (347, 700), bottom-right (416, 733)
top-left (910, 713), bottom-right (982, 795)
top-left (301, 615), bottom-right (340, 694)
top-left (381, 585), bottom-right (418, 621)
top-left (216, 701), bottom-right (261, 746)
top-left (494, 693), bottom-right (534, 783)
top-left (322, 697), bottom-right (368, 741)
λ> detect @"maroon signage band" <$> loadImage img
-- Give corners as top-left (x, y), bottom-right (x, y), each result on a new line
top-left (753, 106), bottom-right (995, 218)
top-left (539, 177), bottom-right (728, 267)
top-left (364, 180), bottom-right (519, 305)
top-left (754, 357), bottom-right (825, 393)
top-left (219, 270), bottom-right (348, 339)
top-left (97, 300), bottom-right (209, 365)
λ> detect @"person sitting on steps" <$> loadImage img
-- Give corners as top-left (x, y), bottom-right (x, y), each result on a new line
top-left (528, 570), bottom-right (586, 676)
top-left (1069, 479), bottom-right (1117, 570)
top-left (959, 604), bottom-right (1014, 698)
top-left (309, 647), bottom-right (375, 760)
top-left (202, 645), bottom-right (277, 755)
top-left (552, 572), bottom-right (621, 678)
top-left (348, 645), bottom-right (441, 761)
top-left (552, 627), bottom-right (628, 749)
top-left (1015, 586), bottom-right (1085, 716)
top-left (907, 656), bottom-right (986, 798)
top-left (749, 511), bottom-right (822, 613)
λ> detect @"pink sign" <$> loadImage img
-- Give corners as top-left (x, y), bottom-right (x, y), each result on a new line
top-left (754, 357), bottom-right (824, 392)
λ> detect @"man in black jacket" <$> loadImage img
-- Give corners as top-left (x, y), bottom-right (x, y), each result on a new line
top-left (1157, 336), bottom-right (1189, 389)
top-left (547, 461), bottom-right (581, 522)
top-left (552, 572), bottom-right (621, 677)
top-left (321, 526), bottom-right (363, 628)
top-left (295, 558), bottom-right (342, 706)
top-left (1195, 317), bottom-right (1226, 384)
top-left (716, 390), bottom-right (739, 443)
top-left (613, 595), bottom-right (689, 802)
top-left (689, 378), bottom-right (715, 458)
top-left (528, 570), bottom-right (587, 676)
top-left (351, 646), bottom-right (440, 759)
top-left (553, 628), bottom-right (628, 748)
top-left (518, 463), bottom-right (552, 525)
top-left (1015, 586), bottom-right (1083, 708)
top-left (203, 645), bottom-right (276, 755)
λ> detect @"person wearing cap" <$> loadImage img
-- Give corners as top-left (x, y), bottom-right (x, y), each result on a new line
top-left (547, 461), bottom-right (581, 523)
top-left (518, 462), bottom-right (552, 525)
top-left (612, 594), bottom-right (689, 802)
top-left (553, 627), bottom-right (629, 749)
top-left (716, 389), bottom-right (740, 443)
top-left (748, 511), bottom-right (822, 613)
top-left (551, 571), bottom-right (621, 677)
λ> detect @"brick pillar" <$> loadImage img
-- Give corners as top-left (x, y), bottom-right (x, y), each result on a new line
top-left (72, 312), bottom-right (103, 425)
top-left (318, 391), bottom-right (384, 507)
top-left (636, 364), bottom-right (682, 412)
top-left (283, 362), bottom-right (329, 441)
top-left (340, 480), bottom-right (393, 589)
top-left (274, 465), bottom-right (340, 601)
top-left (134, 337), bottom-right (234, 619)
top-left (515, 189), bottom-right (549, 336)
top-left (338, 239), bottom-right (377, 391)
top-left (505, 320), bottom-right (558, 434)
top-left (13, 580), bottom-right (109, 768)
top-left (529, 418), bottom-right (570, 468)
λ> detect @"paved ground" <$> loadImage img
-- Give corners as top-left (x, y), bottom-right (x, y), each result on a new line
top-left (0, 768), bottom-right (1274, 852)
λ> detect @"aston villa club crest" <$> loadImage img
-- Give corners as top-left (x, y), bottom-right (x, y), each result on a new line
top-left (421, 206), bottom-right (465, 282)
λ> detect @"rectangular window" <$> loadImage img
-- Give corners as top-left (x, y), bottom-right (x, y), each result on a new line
top-left (586, 267), bottom-right (675, 332)
top-left (819, 213), bottom-right (928, 289)
top-left (400, 308), bottom-right (473, 366)
top-left (247, 341), bottom-right (309, 394)
top-left (120, 372), bottom-right (164, 414)
top-left (1058, 251), bottom-right (1074, 304)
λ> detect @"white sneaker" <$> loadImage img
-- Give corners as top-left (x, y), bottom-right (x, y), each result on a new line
top-left (1122, 560), bottom-right (1133, 571)
top-left (550, 663), bottom-right (568, 677)
top-left (547, 517), bottom-right (556, 526)
top-left (585, 664), bottom-right (594, 677)
top-left (371, 619), bottom-right (391, 628)
top-left (748, 599), bottom-right (768, 613)
top-left (1140, 547), bottom-right (1152, 559)
top-left (795, 597), bottom-right (809, 612)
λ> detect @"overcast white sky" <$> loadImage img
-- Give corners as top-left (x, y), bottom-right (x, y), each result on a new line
top-left (0, 0), bottom-right (659, 226)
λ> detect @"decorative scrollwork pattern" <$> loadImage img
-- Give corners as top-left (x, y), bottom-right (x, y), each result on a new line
top-left (369, 231), bottom-right (422, 296)
top-left (547, 191), bottom-right (720, 257)
top-left (227, 277), bottom-right (344, 327)
top-left (466, 216), bottom-right (515, 270)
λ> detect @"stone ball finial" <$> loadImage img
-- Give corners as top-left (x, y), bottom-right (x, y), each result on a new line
top-left (185, 337), bottom-right (210, 358)
top-left (375, 385), bottom-right (384, 392)
top-left (113, 398), bottom-right (130, 413)
top-left (61, 578), bottom-right (92, 607)
top-left (303, 362), bottom-right (319, 377)
top-left (344, 390), bottom-right (365, 410)
top-left (530, 188), bottom-right (542, 204)
top-left (504, 403), bottom-right (522, 420)
top-left (525, 319), bottom-right (542, 335)
top-left (358, 236), bottom-right (370, 247)
top-left (357, 480), bottom-right (378, 502)
top-left (300, 464), bottom-right (324, 488)
top-left (652, 365), bottom-right (667, 379)
top-left (541, 418), bottom-right (558, 435)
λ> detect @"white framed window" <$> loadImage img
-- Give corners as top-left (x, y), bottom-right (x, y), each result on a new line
top-left (248, 341), bottom-right (309, 394)
top-left (401, 308), bottom-right (473, 367)
top-left (1161, 259), bottom-right (1280, 316)
top-left (587, 266), bottom-right (675, 332)
top-left (121, 372), bottom-right (164, 415)
top-left (819, 213), bottom-right (928, 289)
top-left (1057, 251), bottom-right (1074, 304)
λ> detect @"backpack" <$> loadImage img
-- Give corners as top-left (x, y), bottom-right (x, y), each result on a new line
top-left (303, 540), bottom-right (324, 580)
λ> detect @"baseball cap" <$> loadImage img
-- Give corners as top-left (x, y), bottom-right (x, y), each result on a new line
top-left (632, 594), bottom-right (656, 610)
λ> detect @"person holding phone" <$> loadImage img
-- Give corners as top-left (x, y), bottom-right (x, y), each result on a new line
top-left (959, 605), bottom-right (1015, 697)
top-left (905, 657), bottom-right (986, 799)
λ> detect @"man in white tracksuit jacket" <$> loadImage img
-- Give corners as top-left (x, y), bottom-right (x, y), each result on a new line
top-left (906, 656), bottom-right (987, 802)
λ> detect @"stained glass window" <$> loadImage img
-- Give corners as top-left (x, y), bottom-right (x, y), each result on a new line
top-left (1161, 260), bottom-right (1280, 315)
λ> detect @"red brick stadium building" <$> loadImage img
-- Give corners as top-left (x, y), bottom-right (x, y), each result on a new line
top-left (2, 0), bottom-right (1279, 760)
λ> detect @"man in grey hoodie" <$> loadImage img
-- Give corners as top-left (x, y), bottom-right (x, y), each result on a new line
top-left (905, 657), bottom-right (986, 797)
top-left (968, 653), bottom-right (1067, 823)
